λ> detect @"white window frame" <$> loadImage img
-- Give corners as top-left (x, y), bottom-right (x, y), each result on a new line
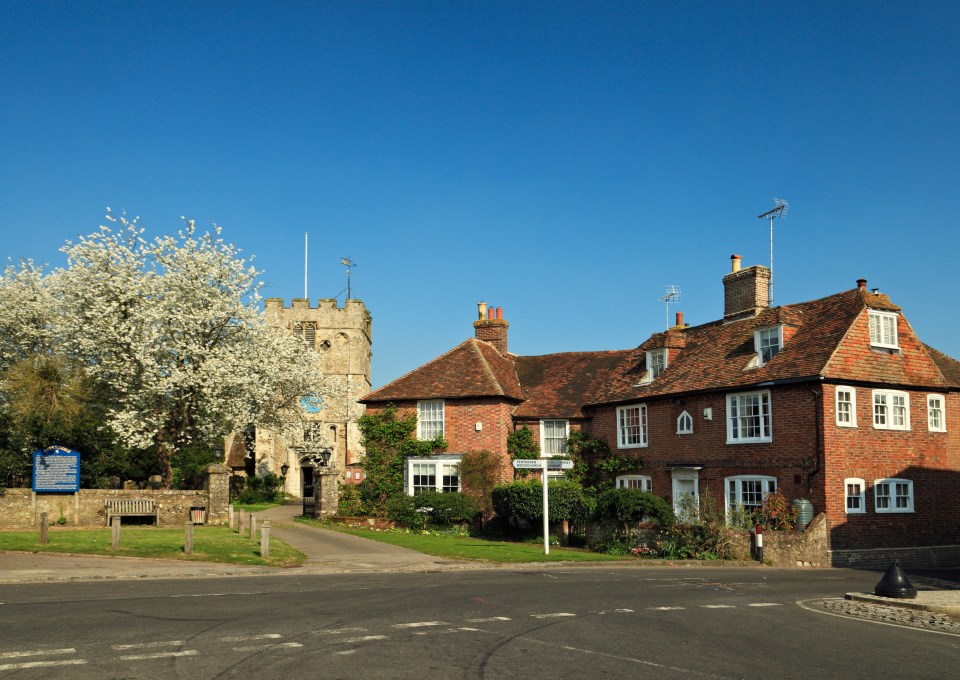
top-left (616, 404), bottom-right (648, 448)
top-left (615, 475), bottom-right (652, 492)
top-left (868, 310), bottom-right (899, 349)
top-left (874, 478), bottom-right (914, 513)
top-left (540, 419), bottom-right (569, 456)
top-left (927, 394), bottom-right (946, 432)
top-left (836, 386), bottom-right (857, 427)
top-left (646, 348), bottom-right (667, 380)
top-left (405, 456), bottom-right (461, 495)
top-left (417, 399), bottom-right (445, 440)
top-left (725, 475), bottom-right (777, 518)
top-left (873, 390), bottom-right (910, 431)
top-left (676, 410), bottom-right (693, 435)
top-left (754, 326), bottom-right (783, 366)
top-left (844, 477), bottom-right (866, 514)
top-left (726, 390), bottom-right (772, 443)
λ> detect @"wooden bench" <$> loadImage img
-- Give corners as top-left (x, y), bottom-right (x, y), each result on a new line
top-left (105, 499), bottom-right (158, 525)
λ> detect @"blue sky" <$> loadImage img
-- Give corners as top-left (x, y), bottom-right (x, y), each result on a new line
top-left (3, 2), bottom-right (959, 388)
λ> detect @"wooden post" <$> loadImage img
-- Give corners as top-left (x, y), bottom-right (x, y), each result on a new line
top-left (111, 516), bottom-right (121, 549)
top-left (249, 512), bottom-right (257, 540)
top-left (184, 521), bottom-right (194, 555)
top-left (39, 512), bottom-right (48, 545)
top-left (260, 519), bottom-right (270, 559)
top-left (237, 510), bottom-right (244, 534)
top-left (228, 505), bottom-right (235, 531)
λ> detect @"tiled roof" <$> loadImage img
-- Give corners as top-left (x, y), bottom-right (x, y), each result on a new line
top-left (589, 288), bottom-right (948, 406)
top-left (924, 344), bottom-right (960, 388)
top-left (513, 350), bottom-right (638, 419)
top-left (360, 338), bottom-right (525, 402)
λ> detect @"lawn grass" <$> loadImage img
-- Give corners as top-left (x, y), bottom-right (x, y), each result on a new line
top-left (0, 526), bottom-right (306, 567)
top-left (311, 521), bottom-right (628, 563)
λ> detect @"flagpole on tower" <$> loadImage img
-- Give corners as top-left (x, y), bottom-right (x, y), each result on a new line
top-left (304, 232), bottom-right (308, 299)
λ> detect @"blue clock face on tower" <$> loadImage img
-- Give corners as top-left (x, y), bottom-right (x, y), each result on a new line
top-left (301, 394), bottom-right (323, 413)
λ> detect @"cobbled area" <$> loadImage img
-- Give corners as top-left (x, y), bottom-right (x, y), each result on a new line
top-left (823, 598), bottom-right (960, 634)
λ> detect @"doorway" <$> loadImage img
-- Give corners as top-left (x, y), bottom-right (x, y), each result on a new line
top-left (671, 469), bottom-right (700, 521)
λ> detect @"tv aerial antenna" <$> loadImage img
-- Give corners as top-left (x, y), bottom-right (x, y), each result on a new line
top-left (340, 257), bottom-right (357, 300)
top-left (757, 198), bottom-right (788, 305)
top-left (659, 285), bottom-right (681, 330)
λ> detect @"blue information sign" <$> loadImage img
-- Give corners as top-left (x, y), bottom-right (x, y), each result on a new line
top-left (32, 446), bottom-right (81, 493)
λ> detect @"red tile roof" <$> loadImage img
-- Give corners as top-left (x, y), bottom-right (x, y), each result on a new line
top-left (361, 338), bottom-right (525, 402)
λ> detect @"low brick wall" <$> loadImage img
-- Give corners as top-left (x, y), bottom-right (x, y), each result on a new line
top-left (829, 544), bottom-right (960, 569)
top-left (0, 464), bottom-right (231, 528)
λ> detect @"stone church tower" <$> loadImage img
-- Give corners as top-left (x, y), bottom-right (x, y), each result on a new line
top-left (238, 297), bottom-right (371, 499)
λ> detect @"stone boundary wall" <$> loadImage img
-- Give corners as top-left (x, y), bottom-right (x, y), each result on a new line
top-left (829, 544), bottom-right (960, 569)
top-left (0, 464), bottom-right (231, 528)
top-left (760, 513), bottom-right (829, 567)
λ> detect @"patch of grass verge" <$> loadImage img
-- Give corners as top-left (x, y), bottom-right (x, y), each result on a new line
top-left (307, 520), bottom-right (627, 563)
top-left (0, 526), bottom-right (305, 567)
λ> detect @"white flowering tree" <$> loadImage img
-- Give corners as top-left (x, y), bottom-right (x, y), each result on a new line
top-left (48, 211), bottom-right (326, 486)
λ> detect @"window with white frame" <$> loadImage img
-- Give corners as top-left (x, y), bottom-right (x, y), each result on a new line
top-left (726, 475), bottom-right (777, 517)
top-left (874, 478), bottom-right (914, 513)
top-left (873, 390), bottom-right (910, 430)
top-left (754, 326), bottom-right (783, 366)
top-left (616, 405), bottom-right (648, 448)
top-left (540, 420), bottom-right (569, 456)
top-left (868, 310), bottom-right (899, 349)
top-left (844, 477), bottom-right (865, 514)
top-left (615, 475), bottom-right (652, 492)
top-left (417, 400), bottom-right (445, 439)
top-left (836, 387), bottom-right (857, 427)
top-left (647, 348), bottom-right (667, 379)
top-left (405, 456), bottom-right (461, 495)
top-left (726, 390), bottom-right (772, 443)
top-left (676, 410), bottom-right (693, 435)
top-left (928, 394), bottom-right (946, 432)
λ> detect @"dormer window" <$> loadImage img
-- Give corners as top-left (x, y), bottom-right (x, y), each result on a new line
top-left (754, 326), bottom-right (782, 366)
top-left (868, 310), bottom-right (898, 349)
top-left (647, 348), bottom-right (667, 379)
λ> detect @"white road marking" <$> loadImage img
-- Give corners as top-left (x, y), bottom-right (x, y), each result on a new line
top-left (459, 627), bottom-right (481, 631)
top-left (701, 605), bottom-right (736, 609)
top-left (218, 634), bottom-right (283, 642)
top-left (747, 603), bottom-right (782, 607)
top-left (232, 642), bottom-right (302, 652)
top-left (0, 648), bottom-right (76, 659)
top-left (466, 616), bottom-right (511, 622)
top-left (0, 659), bottom-right (87, 671)
top-left (531, 613), bottom-right (576, 619)
top-left (112, 640), bottom-right (185, 650)
top-left (613, 608), bottom-right (634, 613)
top-left (335, 649), bottom-right (358, 655)
top-left (650, 606), bottom-right (685, 611)
top-left (338, 635), bottom-right (388, 644)
top-left (393, 621), bottom-right (446, 628)
top-left (324, 627), bottom-right (367, 634)
top-left (119, 650), bottom-right (198, 661)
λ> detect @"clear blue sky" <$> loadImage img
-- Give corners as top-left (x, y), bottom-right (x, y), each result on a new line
top-left (3, 2), bottom-right (959, 389)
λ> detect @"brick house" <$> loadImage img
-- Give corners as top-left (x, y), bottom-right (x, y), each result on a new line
top-left (361, 258), bottom-right (960, 566)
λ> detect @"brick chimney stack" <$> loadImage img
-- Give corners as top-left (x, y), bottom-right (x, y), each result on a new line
top-left (474, 302), bottom-right (509, 355)
top-left (722, 254), bottom-right (771, 322)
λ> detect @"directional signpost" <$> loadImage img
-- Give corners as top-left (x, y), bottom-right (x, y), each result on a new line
top-left (512, 458), bottom-right (573, 554)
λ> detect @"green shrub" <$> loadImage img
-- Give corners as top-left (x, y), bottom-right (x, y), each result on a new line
top-left (337, 484), bottom-right (368, 516)
top-left (491, 480), bottom-right (590, 523)
top-left (234, 473), bottom-right (284, 504)
top-left (386, 492), bottom-right (481, 529)
top-left (594, 488), bottom-right (674, 527)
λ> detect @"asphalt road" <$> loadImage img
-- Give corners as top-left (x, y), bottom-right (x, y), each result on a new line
top-left (1, 566), bottom-right (957, 679)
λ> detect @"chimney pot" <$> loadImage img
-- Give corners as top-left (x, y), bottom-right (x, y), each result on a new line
top-left (675, 311), bottom-right (684, 327)
top-left (857, 279), bottom-right (867, 291)
top-left (487, 307), bottom-right (495, 319)
top-left (731, 254), bottom-right (742, 273)
top-left (496, 307), bottom-right (503, 320)
top-left (477, 301), bottom-right (487, 320)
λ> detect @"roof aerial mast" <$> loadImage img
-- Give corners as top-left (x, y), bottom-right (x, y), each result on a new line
top-left (340, 257), bottom-right (357, 300)
top-left (659, 285), bottom-right (682, 330)
top-left (757, 198), bottom-right (788, 305)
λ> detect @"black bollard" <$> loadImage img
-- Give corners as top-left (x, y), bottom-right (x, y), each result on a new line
top-left (874, 560), bottom-right (917, 599)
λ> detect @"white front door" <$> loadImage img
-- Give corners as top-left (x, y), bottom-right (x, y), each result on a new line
top-left (671, 470), bottom-right (700, 521)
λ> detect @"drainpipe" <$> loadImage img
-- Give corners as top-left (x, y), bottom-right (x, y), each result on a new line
top-left (804, 383), bottom-right (822, 496)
